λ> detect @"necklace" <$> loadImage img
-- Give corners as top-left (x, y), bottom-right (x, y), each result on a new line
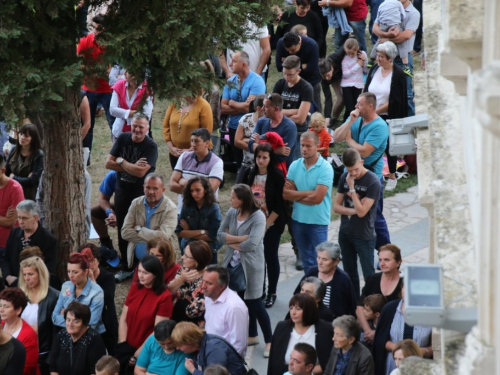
top-left (6, 319), bottom-right (21, 333)
top-left (177, 100), bottom-right (195, 133)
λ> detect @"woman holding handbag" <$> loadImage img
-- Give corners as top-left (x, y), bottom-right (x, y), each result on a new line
top-left (217, 184), bottom-right (272, 357)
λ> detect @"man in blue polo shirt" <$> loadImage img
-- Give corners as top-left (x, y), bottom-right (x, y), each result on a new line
top-left (169, 128), bottom-right (224, 213)
top-left (221, 51), bottom-right (266, 168)
top-left (333, 92), bottom-right (390, 250)
top-left (283, 132), bottom-right (333, 273)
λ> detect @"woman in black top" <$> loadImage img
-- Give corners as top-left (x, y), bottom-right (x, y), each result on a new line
top-left (5, 123), bottom-right (43, 200)
top-left (319, 48), bottom-right (346, 129)
top-left (356, 244), bottom-right (403, 346)
top-left (78, 243), bottom-right (118, 355)
top-left (0, 325), bottom-right (26, 375)
top-left (50, 301), bottom-right (107, 375)
top-left (244, 143), bottom-right (286, 308)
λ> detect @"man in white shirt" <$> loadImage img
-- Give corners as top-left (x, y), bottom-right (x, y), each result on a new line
top-left (201, 265), bottom-right (249, 356)
top-left (222, 21), bottom-right (271, 79)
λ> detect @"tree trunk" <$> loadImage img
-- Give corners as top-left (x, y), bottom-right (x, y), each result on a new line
top-left (42, 88), bottom-right (87, 281)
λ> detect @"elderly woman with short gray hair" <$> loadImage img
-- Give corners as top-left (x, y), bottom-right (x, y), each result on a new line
top-left (286, 276), bottom-right (334, 322)
top-left (293, 241), bottom-right (357, 320)
top-left (364, 41), bottom-right (408, 192)
top-left (324, 315), bottom-right (375, 375)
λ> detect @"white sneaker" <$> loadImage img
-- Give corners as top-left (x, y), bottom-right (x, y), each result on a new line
top-left (385, 178), bottom-right (397, 191)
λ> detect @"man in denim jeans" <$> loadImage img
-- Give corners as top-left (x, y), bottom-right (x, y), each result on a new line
top-left (331, 0), bottom-right (368, 53)
top-left (283, 132), bottom-right (333, 274)
top-left (333, 148), bottom-right (380, 297)
top-left (373, 0), bottom-right (420, 116)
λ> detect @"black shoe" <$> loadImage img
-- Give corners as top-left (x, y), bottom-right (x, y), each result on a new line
top-left (264, 294), bottom-right (277, 308)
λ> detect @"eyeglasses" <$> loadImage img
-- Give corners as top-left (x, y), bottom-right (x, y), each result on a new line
top-left (18, 216), bottom-right (33, 222)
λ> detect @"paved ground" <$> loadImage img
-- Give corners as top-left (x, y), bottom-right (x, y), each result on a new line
top-left (246, 186), bottom-right (430, 374)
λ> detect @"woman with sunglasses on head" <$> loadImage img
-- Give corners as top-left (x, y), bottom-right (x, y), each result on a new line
top-left (51, 251), bottom-right (105, 336)
top-left (18, 256), bottom-right (59, 375)
top-left (242, 143), bottom-right (286, 308)
top-left (5, 123), bottom-right (43, 200)
top-left (162, 94), bottom-right (214, 169)
top-left (176, 177), bottom-right (222, 264)
top-left (77, 243), bottom-right (118, 356)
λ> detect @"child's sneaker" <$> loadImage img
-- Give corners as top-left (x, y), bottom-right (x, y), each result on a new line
top-left (403, 64), bottom-right (413, 77)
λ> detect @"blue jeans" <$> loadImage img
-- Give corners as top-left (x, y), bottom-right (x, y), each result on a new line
top-left (394, 55), bottom-right (416, 116)
top-left (334, 19), bottom-right (368, 52)
top-left (366, 0), bottom-right (384, 45)
top-left (375, 176), bottom-right (391, 249)
top-left (338, 231), bottom-right (376, 297)
top-left (291, 220), bottom-right (328, 274)
top-left (83, 91), bottom-right (114, 152)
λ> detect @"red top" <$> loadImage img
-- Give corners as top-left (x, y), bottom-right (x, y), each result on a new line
top-left (77, 33), bottom-right (112, 93)
top-left (345, 0), bottom-right (368, 22)
top-left (132, 263), bottom-right (181, 285)
top-left (2, 320), bottom-right (40, 375)
top-left (124, 282), bottom-right (173, 348)
top-left (309, 128), bottom-right (332, 157)
top-left (0, 178), bottom-right (24, 248)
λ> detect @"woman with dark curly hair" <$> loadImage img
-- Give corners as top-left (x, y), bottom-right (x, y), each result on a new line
top-left (168, 240), bottom-right (213, 327)
top-left (5, 123), bottom-right (43, 200)
top-left (175, 176), bottom-right (222, 263)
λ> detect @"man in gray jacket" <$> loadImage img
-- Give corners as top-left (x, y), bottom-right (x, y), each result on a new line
top-left (120, 173), bottom-right (177, 281)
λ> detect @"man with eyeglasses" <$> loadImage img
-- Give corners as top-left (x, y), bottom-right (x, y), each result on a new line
top-left (169, 128), bottom-right (223, 213)
top-left (221, 51), bottom-right (266, 168)
top-left (273, 55), bottom-right (314, 160)
top-left (276, 32), bottom-right (322, 113)
top-left (1, 200), bottom-right (57, 287)
top-left (105, 113), bottom-right (158, 282)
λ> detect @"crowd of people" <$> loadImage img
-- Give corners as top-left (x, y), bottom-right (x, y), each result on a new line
top-left (0, 0), bottom-right (427, 374)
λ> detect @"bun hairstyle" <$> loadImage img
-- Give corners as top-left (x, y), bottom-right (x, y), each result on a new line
top-left (68, 251), bottom-right (92, 270)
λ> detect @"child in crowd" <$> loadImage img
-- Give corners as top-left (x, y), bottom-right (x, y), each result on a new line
top-left (309, 112), bottom-right (332, 158)
top-left (95, 355), bottom-right (120, 375)
top-left (369, 0), bottom-right (412, 76)
top-left (340, 38), bottom-right (368, 122)
top-left (361, 293), bottom-right (387, 349)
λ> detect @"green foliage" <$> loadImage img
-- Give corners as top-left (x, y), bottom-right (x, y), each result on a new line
top-left (0, 0), bottom-right (83, 125)
top-left (0, 0), bottom-right (282, 125)
top-left (100, 0), bottom-right (282, 100)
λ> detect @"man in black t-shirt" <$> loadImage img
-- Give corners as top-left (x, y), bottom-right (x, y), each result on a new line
top-left (273, 55), bottom-right (314, 160)
top-left (333, 148), bottom-right (381, 297)
top-left (105, 113), bottom-right (158, 281)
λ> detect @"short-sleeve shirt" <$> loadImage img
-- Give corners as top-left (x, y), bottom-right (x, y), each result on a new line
top-left (287, 156), bottom-right (333, 225)
top-left (98, 170), bottom-right (117, 197)
top-left (125, 282), bottom-right (173, 348)
top-left (173, 151), bottom-right (224, 212)
top-left (349, 116), bottom-right (388, 178)
top-left (222, 71), bottom-right (266, 129)
top-left (136, 335), bottom-right (192, 375)
top-left (337, 170), bottom-right (381, 239)
top-left (109, 133), bottom-right (158, 194)
top-left (375, 2), bottom-right (420, 58)
top-left (0, 178), bottom-right (24, 248)
top-left (273, 78), bottom-right (314, 132)
top-left (227, 22), bottom-right (269, 74)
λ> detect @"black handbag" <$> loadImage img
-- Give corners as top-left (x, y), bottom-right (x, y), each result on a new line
top-left (227, 262), bottom-right (246, 292)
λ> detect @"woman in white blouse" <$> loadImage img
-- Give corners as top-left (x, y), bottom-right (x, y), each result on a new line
top-left (364, 41), bottom-right (408, 191)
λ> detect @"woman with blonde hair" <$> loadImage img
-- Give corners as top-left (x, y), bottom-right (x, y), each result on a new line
top-left (18, 256), bottom-right (58, 375)
top-left (390, 339), bottom-right (423, 375)
top-left (171, 321), bottom-right (246, 375)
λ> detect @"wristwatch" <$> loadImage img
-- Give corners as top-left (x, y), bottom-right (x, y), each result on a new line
top-left (116, 157), bottom-right (124, 164)
top-left (349, 189), bottom-right (356, 194)
top-left (135, 225), bottom-right (142, 232)
top-left (105, 209), bottom-right (114, 217)
top-left (200, 230), bottom-right (206, 235)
